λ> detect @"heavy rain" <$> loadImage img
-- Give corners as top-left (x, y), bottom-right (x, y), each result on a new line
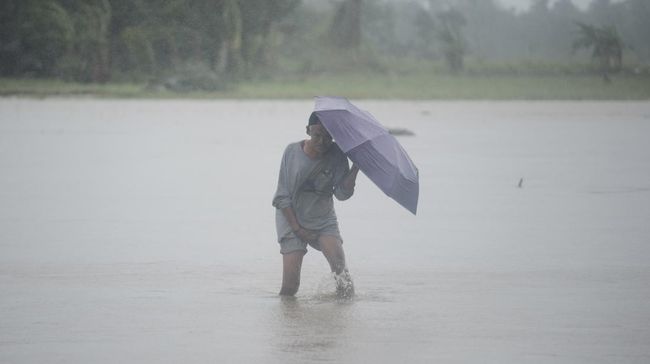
top-left (1, 1), bottom-right (649, 363)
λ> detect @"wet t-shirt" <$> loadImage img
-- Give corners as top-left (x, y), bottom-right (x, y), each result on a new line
top-left (272, 141), bottom-right (353, 241)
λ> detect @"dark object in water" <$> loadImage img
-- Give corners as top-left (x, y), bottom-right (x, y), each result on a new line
top-left (388, 128), bottom-right (415, 136)
top-left (518, 178), bottom-right (524, 188)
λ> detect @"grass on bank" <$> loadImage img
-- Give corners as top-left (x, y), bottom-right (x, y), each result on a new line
top-left (230, 72), bottom-right (650, 100)
top-left (1, 71), bottom-right (649, 100)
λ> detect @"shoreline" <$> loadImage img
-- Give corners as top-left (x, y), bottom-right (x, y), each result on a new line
top-left (2, 73), bottom-right (649, 100)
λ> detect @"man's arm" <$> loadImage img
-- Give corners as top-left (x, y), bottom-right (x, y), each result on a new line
top-left (272, 146), bottom-right (293, 209)
top-left (280, 206), bottom-right (301, 232)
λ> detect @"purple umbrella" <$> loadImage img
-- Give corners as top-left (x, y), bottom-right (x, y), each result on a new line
top-left (313, 96), bottom-right (419, 215)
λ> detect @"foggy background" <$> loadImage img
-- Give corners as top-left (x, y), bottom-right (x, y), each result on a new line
top-left (0, 0), bottom-right (648, 89)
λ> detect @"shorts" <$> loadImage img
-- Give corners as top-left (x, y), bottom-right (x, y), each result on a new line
top-left (279, 224), bottom-right (342, 255)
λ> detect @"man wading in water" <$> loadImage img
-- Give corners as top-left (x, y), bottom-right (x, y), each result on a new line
top-left (272, 112), bottom-right (359, 298)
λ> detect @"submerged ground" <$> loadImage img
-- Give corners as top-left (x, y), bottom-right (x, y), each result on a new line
top-left (1, 99), bottom-right (649, 363)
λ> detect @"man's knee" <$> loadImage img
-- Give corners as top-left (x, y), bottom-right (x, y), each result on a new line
top-left (319, 236), bottom-right (346, 273)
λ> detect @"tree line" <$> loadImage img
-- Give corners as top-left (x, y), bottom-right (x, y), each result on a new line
top-left (360, 0), bottom-right (648, 70)
top-left (1, 0), bottom-right (648, 87)
top-left (0, 0), bottom-right (299, 86)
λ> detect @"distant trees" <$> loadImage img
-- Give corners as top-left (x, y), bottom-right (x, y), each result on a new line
top-left (68, 0), bottom-right (112, 82)
top-left (0, 0), bottom-right (114, 82)
top-left (234, 0), bottom-right (300, 75)
top-left (436, 9), bottom-right (466, 73)
top-left (573, 22), bottom-right (624, 82)
top-left (0, 0), bottom-right (300, 85)
top-left (357, 0), bottom-right (647, 76)
top-left (329, 0), bottom-right (363, 49)
top-left (1, 0), bottom-right (648, 84)
top-left (0, 1), bottom-right (74, 77)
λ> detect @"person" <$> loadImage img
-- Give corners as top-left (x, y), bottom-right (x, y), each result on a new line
top-left (272, 112), bottom-right (360, 297)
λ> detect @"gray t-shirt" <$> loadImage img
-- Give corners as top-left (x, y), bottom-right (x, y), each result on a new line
top-left (272, 141), bottom-right (353, 241)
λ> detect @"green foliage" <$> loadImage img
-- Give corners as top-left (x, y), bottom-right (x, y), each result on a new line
top-left (117, 27), bottom-right (155, 77)
top-left (437, 9), bottom-right (467, 73)
top-left (413, 9), bottom-right (437, 59)
top-left (0, 59), bottom-right (650, 100)
top-left (0, 0), bottom-right (302, 87)
top-left (329, 0), bottom-right (362, 49)
top-left (239, 0), bottom-right (300, 74)
top-left (14, 1), bottom-right (74, 76)
top-left (1, 0), bottom-right (649, 89)
top-left (68, 0), bottom-right (112, 82)
top-left (573, 22), bottom-right (624, 81)
top-left (221, 0), bottom-right (244, 75)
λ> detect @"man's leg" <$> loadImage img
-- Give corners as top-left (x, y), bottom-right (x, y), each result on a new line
top-left (280, 251), bottom-right (305, 296)
top-left (319, 235), bottom-right (354, 297)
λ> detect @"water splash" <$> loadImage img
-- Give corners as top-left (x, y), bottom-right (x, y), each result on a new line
top-left (313, 272), bottom-right (354, 300)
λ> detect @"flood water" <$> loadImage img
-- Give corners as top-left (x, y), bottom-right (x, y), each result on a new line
top-left (1, 99), bottom-right (649, 363)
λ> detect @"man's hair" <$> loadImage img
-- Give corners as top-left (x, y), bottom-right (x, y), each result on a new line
top-left (308, 112), bottom-right (320, 126)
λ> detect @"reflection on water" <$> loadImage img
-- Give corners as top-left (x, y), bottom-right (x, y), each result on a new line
top-left (275, 295), bottom-right (354, 357)
top-left (268, 270), bottom-right (363, 361)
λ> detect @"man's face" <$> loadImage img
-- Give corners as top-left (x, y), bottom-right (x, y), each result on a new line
top-left (307, 124), bottom-right (333, 153)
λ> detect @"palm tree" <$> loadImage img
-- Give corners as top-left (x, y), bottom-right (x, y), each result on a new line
top-left (573, 22), bottom-right (624, 83)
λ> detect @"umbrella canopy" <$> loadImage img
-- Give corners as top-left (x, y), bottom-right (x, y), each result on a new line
top-left (313, 96), bottom-right (419, 215)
